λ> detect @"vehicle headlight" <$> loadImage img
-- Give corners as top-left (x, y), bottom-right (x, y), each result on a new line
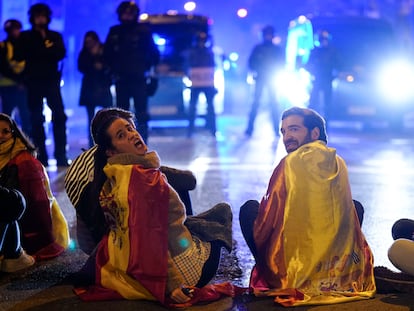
top-left (276, 68), bottom-right (311, 107)
top-left (377, 59), bottom-right (414, 103)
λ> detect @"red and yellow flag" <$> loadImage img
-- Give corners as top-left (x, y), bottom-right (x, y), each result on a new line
top-left (77, 163), bottom-right (170, 303)
top-left (251, 141), bottom-right (376, 306)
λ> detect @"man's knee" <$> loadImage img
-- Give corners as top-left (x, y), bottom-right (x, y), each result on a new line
top-left (239, 200), bottom-right (259, 225)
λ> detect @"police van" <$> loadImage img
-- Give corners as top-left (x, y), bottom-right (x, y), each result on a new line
top-left (141, 13), bottom-right (224, 121)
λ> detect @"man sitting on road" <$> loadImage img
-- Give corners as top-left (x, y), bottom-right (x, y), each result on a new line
top-left (239, 106), bottom-right (376, 306)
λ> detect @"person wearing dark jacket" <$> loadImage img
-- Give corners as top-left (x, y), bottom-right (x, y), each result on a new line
top-left (14, 3), bottom-right (68, 166)
top-left (78, 30), bottom-right (113, 147)
top-left (103, 1), bottom-right (160, 143)
top-left (184, 32), bottom-right (218, 137)
top-left (0, 185), bottom-right (35, 272)
top-left (305, 30), bottom-right (339, 128)
top-left (245, 25), bottom-right (285, 138)
top-left (0, 19), bottom-right (32, 138)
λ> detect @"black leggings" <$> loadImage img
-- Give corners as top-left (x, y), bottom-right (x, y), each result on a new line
top-left (0, 222), bottom-right (22, 258)
top-left (0, 187), bottom-right (26, 259)
top-left (195, 241), bottom-right (222, 288)
top-left (239, 199), bottom-right (365, 260)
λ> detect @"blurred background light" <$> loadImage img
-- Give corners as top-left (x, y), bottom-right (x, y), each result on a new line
top-left (184, 1), bottom-right (196, 12)
top-left (237, 8), bottom-right (248, 18)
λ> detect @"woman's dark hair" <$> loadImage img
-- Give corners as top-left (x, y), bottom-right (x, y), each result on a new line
top-left (90, 108), bottom-right (136, 201)
top-left (82, 30), bottom-right (100, 48)
top-left (0, 113), bottom-right (37, 156)
top-left (281, 107), bottom-right (328, 143)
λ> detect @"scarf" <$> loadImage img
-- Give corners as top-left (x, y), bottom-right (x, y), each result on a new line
top-left (0, 138), bottom-right (27, 171)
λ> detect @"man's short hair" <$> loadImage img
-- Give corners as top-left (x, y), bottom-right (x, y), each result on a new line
top-left (281, 107), bottom-right (328, 143)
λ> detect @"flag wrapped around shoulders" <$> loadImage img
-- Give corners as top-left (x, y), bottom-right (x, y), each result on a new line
top-left (251, 140), bottom-right (376, 306)
top-left (7, 150), bottom-right (69, 260)
top-left (42, 164), bottom-right (70, 255)
top-left (76, 162), bottom-right (170, 304)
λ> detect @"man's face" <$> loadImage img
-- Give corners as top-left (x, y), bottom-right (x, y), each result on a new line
top-left (280, 115), bottom-right (316, 153)
top-left (106, 118), bottom-right (147, 157)
top-left (120, 9), bottom-right (136, 23)
top-left (9, 28), bottom-right (21, 39)
top-left (33, 14), bottom-right (48, 27)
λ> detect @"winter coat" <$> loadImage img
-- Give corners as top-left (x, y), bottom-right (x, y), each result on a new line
top-left (103, 22), bottom-right (159, 78)
top-left (77, 45), bottom-right (112, 109)
top-left (14, 28), bottom-right (66, 81)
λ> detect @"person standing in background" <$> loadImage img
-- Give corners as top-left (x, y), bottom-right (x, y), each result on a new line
top-left (103, 1), bottom-right (160, 143)
top-left (245, 25), bottom-right (285, 138)
top-left (184, 31), bottom-right (217, 138)
top-left (78, 30), bottom-right (113, 147)
top-left (305, 30), bottom-right (339, 128)
top-left (0, 19), bottom-right (32, 139)
top-left (14, 3), bottom-right (69, 167)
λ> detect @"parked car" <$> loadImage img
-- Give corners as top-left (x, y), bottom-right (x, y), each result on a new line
top-left (141, 13), bottom-right (224, 121)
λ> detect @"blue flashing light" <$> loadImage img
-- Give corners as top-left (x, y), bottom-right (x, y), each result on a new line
top-left (229, 52), bottom-right (239, 62)
top-left (154, 34), bottom-right (166, 46)
top-left (68, 239), bottom-right (77, 251)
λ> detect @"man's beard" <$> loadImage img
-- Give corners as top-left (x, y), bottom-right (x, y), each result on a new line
top-left (285, 133), bottom-right (313, 153)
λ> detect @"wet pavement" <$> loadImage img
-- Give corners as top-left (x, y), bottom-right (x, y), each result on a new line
top-left (1, 107), bottom-right (414, 310)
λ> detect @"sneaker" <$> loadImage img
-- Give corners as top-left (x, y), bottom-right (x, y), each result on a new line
top-left (374, 266), bottom-right (414, 294)
top-left (1, 250), bottom-right (35, 273)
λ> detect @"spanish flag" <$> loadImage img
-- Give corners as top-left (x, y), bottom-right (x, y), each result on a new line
top-left (76, 163), bottom-right (170, 304)
top-left (251, 141), bottom-right (376, 306)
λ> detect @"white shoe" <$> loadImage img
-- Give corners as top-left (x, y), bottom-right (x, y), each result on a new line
top-left (1, 250), bottom-right (35, 273)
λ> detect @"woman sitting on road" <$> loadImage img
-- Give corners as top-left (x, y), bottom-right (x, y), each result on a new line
top-left (65, 112), bottom-right (197, 257)
top-left (74, 108), bottom-right (233, 306)
top-left (0, 113), bottom-right (69, 261)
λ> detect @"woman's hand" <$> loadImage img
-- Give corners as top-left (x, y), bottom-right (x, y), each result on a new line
top-left (169, 286), bottom-right (193, 303)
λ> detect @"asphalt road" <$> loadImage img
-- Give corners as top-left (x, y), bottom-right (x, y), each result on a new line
top-left (1, 109), bottom-right (414, 310)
